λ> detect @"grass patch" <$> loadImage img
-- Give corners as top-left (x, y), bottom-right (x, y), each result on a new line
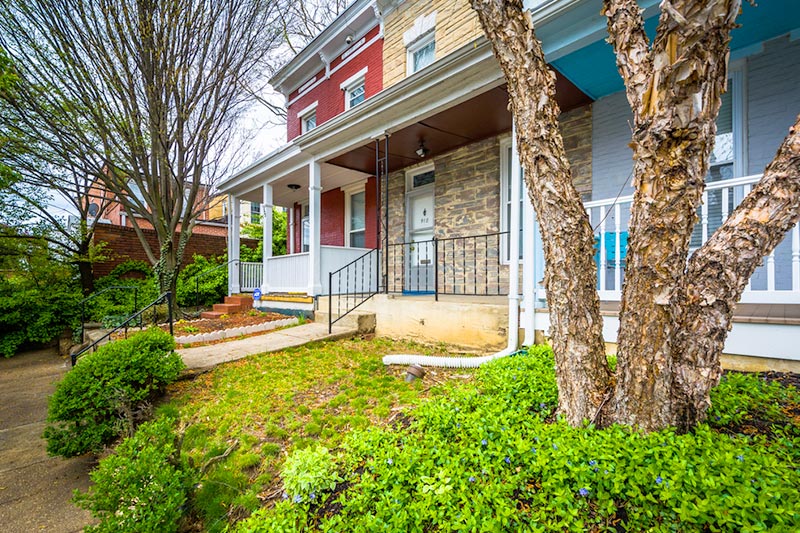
top-left (165, 337), bottom-right (471, 531)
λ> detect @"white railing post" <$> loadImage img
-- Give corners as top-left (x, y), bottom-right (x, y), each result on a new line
top-left (614, 203), bottom-right (621, 291)
top-left (701, 190), bottom-right (709, 244)
top-left (793, 223), bottom-right (800, 292)
top-left (598, 206), bottom-right (607, 291)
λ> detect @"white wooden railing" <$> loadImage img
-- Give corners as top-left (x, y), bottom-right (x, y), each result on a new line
top-left (239, 246), bottom-right (375, 295)
top-left (585, 174), bottom-right (800, 303)
top-left (240, 262), bottom-right (263, 292)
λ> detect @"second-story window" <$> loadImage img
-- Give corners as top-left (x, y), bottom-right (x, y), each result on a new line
top-left (347, 82), bottom-right (365, 109)
top-left (298, 101), bottom-right (318, 134)
top-left (341, 67), bottom-right (368, 111)
top-left (409, 36), bottom-right (435, 73)
top-left (302, 111), bottom-right (316, 133)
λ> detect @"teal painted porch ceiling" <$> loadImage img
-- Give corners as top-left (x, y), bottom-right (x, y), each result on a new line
top-left (550, 1), bottom-right (800, 100)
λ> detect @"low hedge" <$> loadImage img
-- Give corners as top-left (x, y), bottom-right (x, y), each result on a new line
top-left (44, 328), bottom-right (184, 457)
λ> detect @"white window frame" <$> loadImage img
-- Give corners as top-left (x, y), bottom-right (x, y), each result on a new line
top-left (406, 32), bottom-right (436, 75)
top-left (500, 137), bottom-right (523, 263)
top-left (300, 202), bottom-right (310, 253)
top-left (405, 163), bottom-right (435, 192)
top-left (297, 101), bottom-right (318, 134)
top-left (343, 181), bottom-right (367, 248)
top-left (340, 67), bottom-right (368, 110)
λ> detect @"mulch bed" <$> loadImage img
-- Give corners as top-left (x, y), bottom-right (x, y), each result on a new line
top-left (170, 311), bottom-right (291, 336)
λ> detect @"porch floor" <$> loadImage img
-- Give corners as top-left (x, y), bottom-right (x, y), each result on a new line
top-left (597, 302), bottom-right (800, 326)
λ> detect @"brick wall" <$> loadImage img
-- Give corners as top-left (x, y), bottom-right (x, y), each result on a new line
top-left (382, 0), bottom-right (483, 88)
top-left (321, 188), bottom-right (345, 246)
top-left (93, 223), bottom-right (258, 279)
top-left (286, 25), bottom-right (383, 141)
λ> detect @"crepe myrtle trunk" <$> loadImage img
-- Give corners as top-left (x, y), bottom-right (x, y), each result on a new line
top-left (471, 0), bottom-right (611, 425)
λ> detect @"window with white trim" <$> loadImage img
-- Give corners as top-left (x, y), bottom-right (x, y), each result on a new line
top-left (347, 190), bottom-right (366, 247)
top-left (301, 203), bottom-right (310, 253)
top-left (250, 201), bottom-right (261, 224)
top-left (691, 63), bottom-right (747, 247)
top-left (298, 102), bottom-right (318, 134)
top-left (500, 139), bottom-right (523, 262)
top-left (301, 111), bottom-right (316, 133)
top-left (341, 67), bottom-right (368, 110)
top-left (408, 34), bottom-right (435, 74)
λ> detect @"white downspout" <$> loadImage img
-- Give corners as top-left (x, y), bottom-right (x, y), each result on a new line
top-left (382, 128), bottom-right (522, 368)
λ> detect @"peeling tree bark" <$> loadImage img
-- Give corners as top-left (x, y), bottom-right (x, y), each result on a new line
top-left (471, 0), bottom-right (610, 425)
top-left (473, 0), bottom-right (800, 432)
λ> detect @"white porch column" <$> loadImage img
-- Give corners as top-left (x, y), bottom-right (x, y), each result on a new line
top-left (308, 161), bottom-right (323, 296)
top-left (261, 184), bottom-right (274, 293)
top-left (228, 195), bottom-right (241, 294)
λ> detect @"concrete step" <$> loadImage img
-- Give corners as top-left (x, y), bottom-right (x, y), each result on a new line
top-left (212, 303), bottom-right (241, 314)
top-left (314, 310), bottom-right (375, 334)
top-left (225, 295), bottom-right (253, 309)
top-left (200, 311), bottom-right (225, 319)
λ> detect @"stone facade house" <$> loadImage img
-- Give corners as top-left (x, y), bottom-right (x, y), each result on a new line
top-left (218, 0), bottom-right (800, 369)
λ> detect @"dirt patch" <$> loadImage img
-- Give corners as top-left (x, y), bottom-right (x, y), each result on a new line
top-left (170, 311), bottom-right (291, 336)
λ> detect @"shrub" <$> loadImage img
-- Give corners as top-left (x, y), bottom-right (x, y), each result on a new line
top-left (281, 445), bottom-right (340, 504)
top-left (88, 261), bottom-right (158, 324)
top-left (176, 254), bottom-right (227, 308)
top-left (0, 282), bottom-right (81, 357)
top-left (75, 417), bottom-right (195, 533)
top-left (44, 328), bottom-right (185, 457)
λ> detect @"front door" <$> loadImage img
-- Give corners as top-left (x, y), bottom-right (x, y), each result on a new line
top-left (405, 186), bottom-right (435, 293)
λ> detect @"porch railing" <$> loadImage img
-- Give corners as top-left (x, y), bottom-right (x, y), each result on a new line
top-left (240, 261), bottom-right (263, 292)
top-left (384, 231), bottom-right (509, 299)
top-left (586, 173), bottom-right (800, 303)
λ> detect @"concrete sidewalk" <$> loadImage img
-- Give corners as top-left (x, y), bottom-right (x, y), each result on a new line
top-left (178, 322), bottom-right (358, 370)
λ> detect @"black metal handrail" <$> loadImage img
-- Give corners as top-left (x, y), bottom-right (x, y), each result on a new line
top-left (71, 292), bottom-right (174, 366)
top-left (384, 231), bottom-right (510, 299)
top-left (77, 285), bottom-right (139, 342)
top-left (188, 259), bottom-right (239, 310)
top-left (328, 248), bottom-right (380, 333)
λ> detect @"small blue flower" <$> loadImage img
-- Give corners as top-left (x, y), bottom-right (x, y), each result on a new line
top-left (534, 437), bottom-right (540, 442)
top-left (282, 491), bottom-right (288, 500)
top-left (309, 492), bottom-right (316, 501)
top-left (539, 403), bottom-right (547, 409)
top-left (504, 456), bottom-right (511, 464)
top-left (481, 439), bottom-right (488, 446)
top-left (293, 494), bottom-right (303, 503)
top-left (593, 468), bottom-right (599, 473)
top-left (530, 447), bottom-right (537, 453)
top-left (656, 476), bottom-right (663, 485)
top-left (456, 423), bottom-right (461, 429)
top-left (468, 476), bottom-right (476, 483)
top-left (579, 488), bottom-right (589, 497)
top-left (588, 460), bottom-right (597, 466)
top-left (387, 458), bottom-right (394, 465)
top-left (552, 444), bottom-right (558, 450)
top-left (604, 470), bottom-right (608, 475)
top-left (736, 455), bottom-right (744, 462)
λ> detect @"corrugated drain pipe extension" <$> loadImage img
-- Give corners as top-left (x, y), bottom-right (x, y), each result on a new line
top-left (383, 130), bottom-right (524, 370)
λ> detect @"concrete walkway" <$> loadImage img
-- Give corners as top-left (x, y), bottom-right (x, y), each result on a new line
top-left (178, 321), bottom-right (358, 370)
top-left (0, 348), bottom-right (94, 533)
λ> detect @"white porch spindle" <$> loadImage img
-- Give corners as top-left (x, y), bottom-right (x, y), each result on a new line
top-left (721, 186), bottom-right (729, 221)
top-left (599, 206), bottom-right (606, 291)
top-left (701, 190), bottom-right (709, 243)
top-left (308, 161), bottom-right (322, 296)
top-left (614, 203), bottom-right (621, 291)
top-left (261, 184), bottom-right (273, 293)
top-left (228, 195), bottom-right (241, 294)
top-left (792, 223), bottom-right (800, 292)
